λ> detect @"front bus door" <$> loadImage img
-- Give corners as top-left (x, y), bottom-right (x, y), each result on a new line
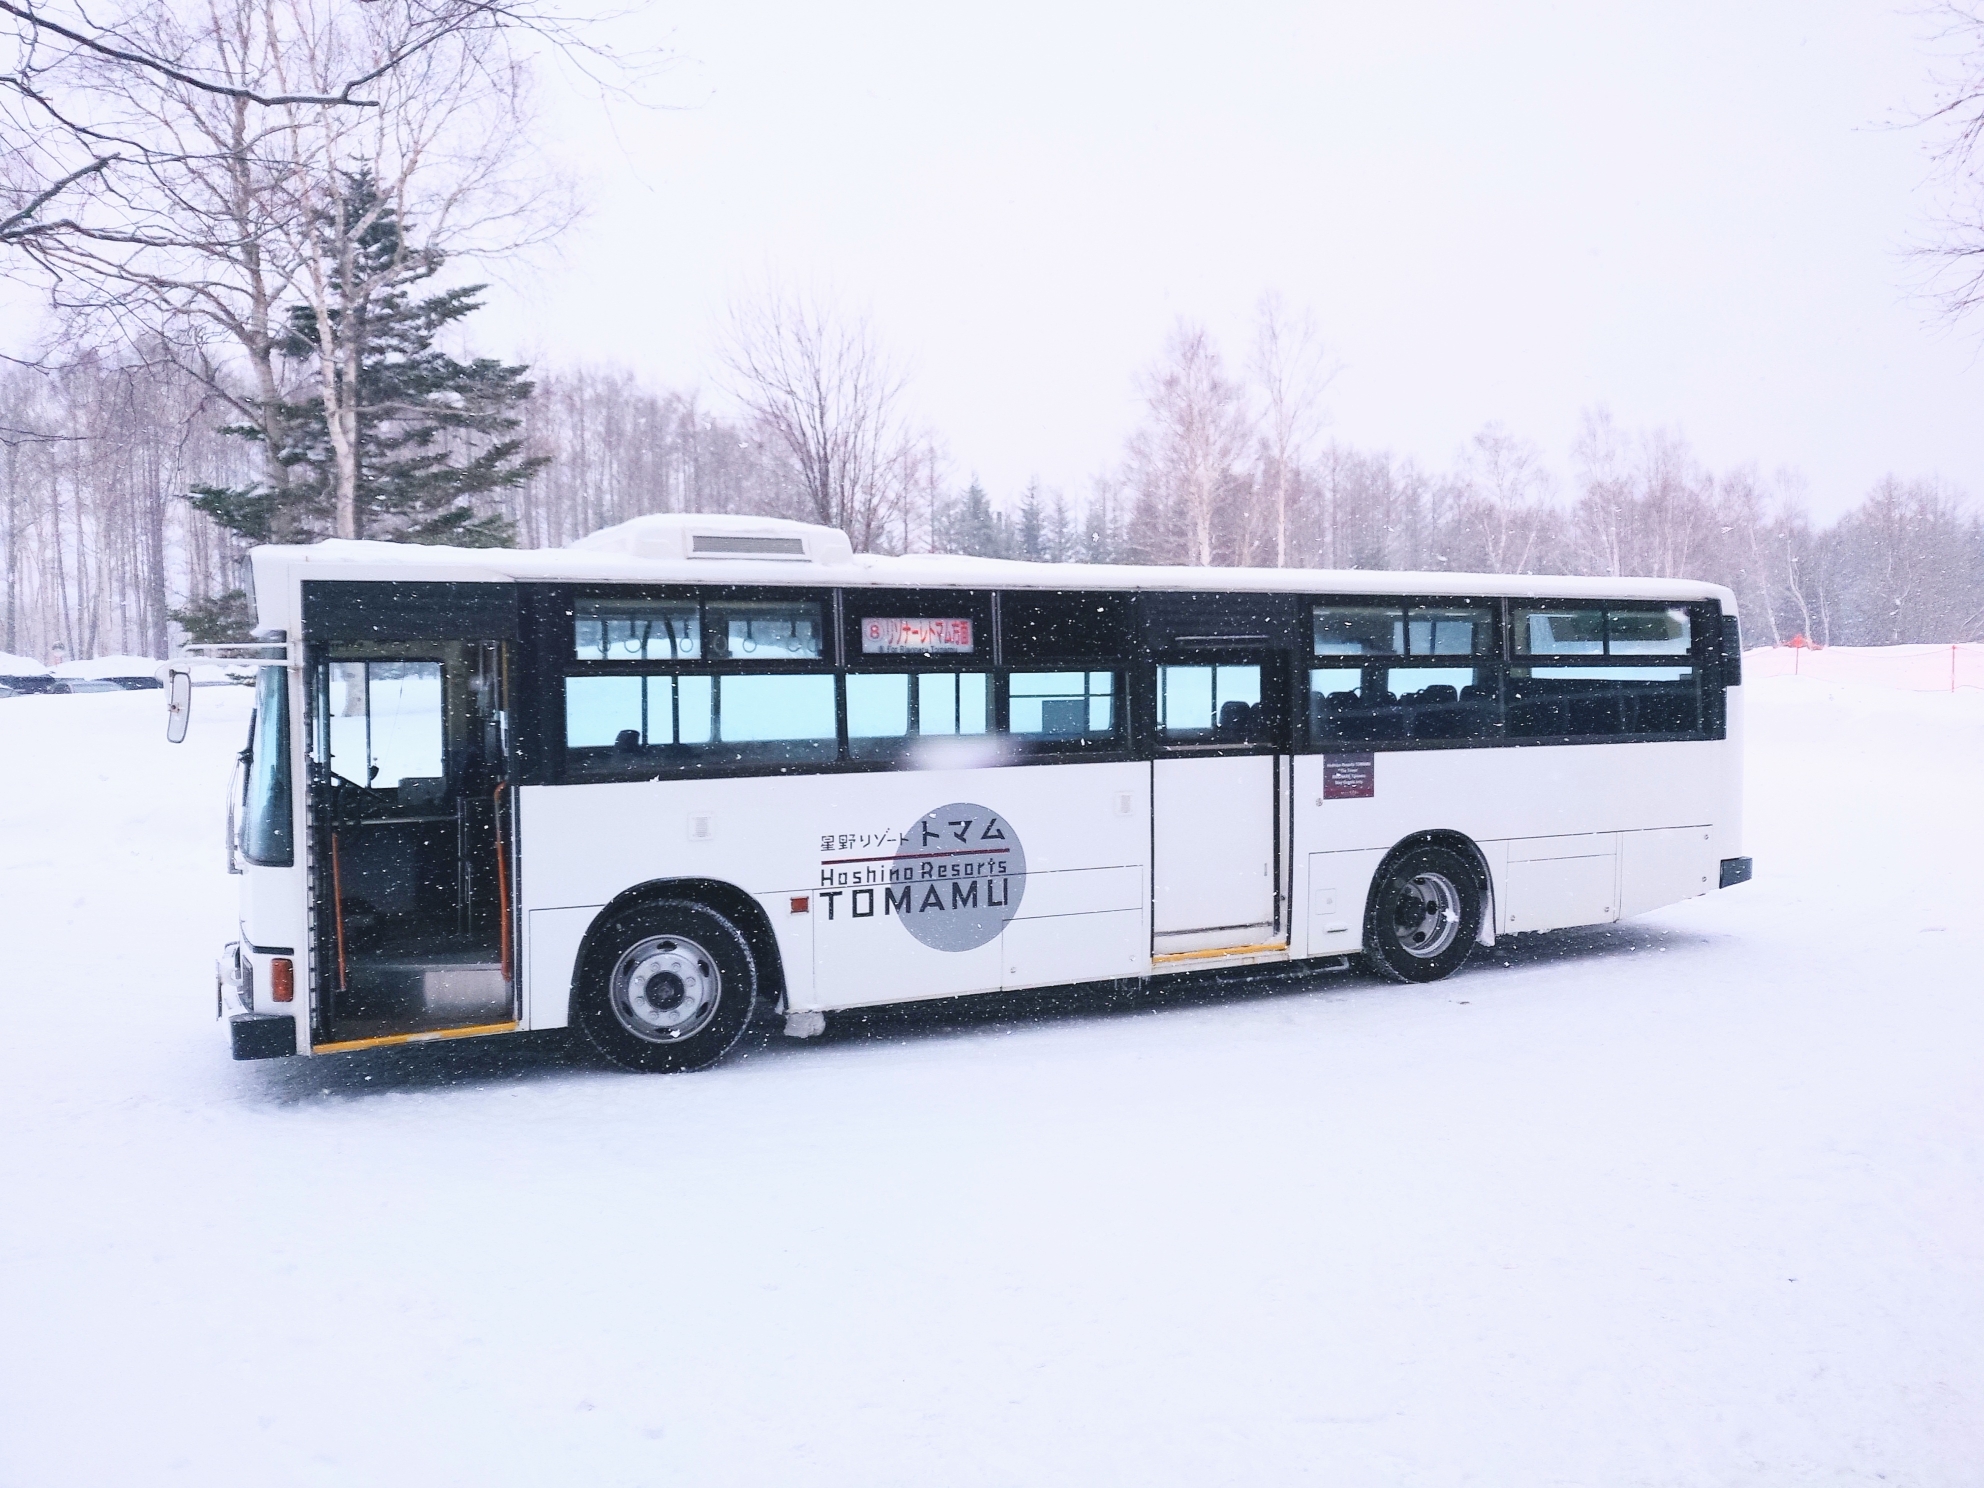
top-left (306, 637), bottom-right (515, 1047)
top-left (1149, 647), bottom-right (1290, 962)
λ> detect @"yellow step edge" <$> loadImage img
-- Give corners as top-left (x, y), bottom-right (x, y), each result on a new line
top-left (313, 1019), bottom-right (520, 1055)
top-left (1151, 940), bottom-right (1290, 965)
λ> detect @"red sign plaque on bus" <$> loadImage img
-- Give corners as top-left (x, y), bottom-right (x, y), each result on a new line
top-left (1323, 753), bottom-right (1375, 799)
top-left (861, 617), bottom-right (974, 654)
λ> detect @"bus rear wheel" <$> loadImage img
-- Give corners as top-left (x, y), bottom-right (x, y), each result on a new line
top-left (576, 900), bottom-right (758, 1072)
top-left (1364, 843), bottom-right (1482, 984)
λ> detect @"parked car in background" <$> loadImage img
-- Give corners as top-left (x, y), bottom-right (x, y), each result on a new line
top-left (0, 652), bottom-right (68, 696)
top-left (53, 655), bottom-right (165, 692)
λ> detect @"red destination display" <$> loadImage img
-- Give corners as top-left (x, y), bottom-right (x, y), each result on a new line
top-left (861, 618), bottom-right (974, 654)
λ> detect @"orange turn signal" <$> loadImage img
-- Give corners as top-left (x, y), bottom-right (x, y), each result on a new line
top-left (270, 957), bottom-right (295, 1003)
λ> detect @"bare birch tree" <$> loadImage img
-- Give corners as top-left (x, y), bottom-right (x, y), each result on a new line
top-left (1249, 293), bottom-right (1335, 567)
top-left (1126, 321), bottom-right (1251, 566)
top-left (1439, 423), bottom-right (1553, 573)
top-left (3, 0), bottom-right (581, 539)
top-left (721, 289), bottom-right (912, 553)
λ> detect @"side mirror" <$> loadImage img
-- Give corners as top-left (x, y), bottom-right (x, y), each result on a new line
top-left (166, 666), bottom-right (193, 743)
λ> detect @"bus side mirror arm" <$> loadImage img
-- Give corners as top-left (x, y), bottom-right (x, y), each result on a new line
top-left (166, 667), bottom-right (193, 744)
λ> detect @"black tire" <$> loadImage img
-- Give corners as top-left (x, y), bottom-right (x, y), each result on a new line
top-left (574, 900), bottom-right (759, 1072)
top-left (1363, 842), bottom-right (1483, 984)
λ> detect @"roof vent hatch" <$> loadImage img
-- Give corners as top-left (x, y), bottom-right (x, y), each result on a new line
top-left (691, 533), bottom-right (808, 559)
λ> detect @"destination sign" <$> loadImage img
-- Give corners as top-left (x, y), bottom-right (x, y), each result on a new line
top-left (860, 617), bottom-right (974, 654)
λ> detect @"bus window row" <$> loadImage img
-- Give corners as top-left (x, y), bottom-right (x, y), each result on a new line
top-left (562, 669), bottom-right (1122, 779)
top-left (569, 593), bottom-right (1704, 671)
top-left (1309, 664), bottom-right (1704, 744)
top-left (1311, 600), bottom-right (1694, 661)
top-left (562, 663), bottom-right (1708, 779)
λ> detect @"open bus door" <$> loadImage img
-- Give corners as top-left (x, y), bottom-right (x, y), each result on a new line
top-left (1140, 593), bottom-right (1295, 965)
top-left (300, 582), bottom-right (519, 1050)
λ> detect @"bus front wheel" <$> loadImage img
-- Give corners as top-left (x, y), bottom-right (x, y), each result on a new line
top-left (1364, 844), bottom-right (1482, 984)
top-left (576, 900), bottom-right (758, 1072)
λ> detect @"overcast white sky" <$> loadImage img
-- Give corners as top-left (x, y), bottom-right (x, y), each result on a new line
top-left (474, 0), bottom-right (1984, 519)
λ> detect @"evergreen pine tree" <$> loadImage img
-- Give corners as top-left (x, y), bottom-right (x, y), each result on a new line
top-left (1017, 478), bottom-right (1046, 561)
top-left (167, 589), bottom-right (257, 644)
top-left (934, 479), bottom-right (1010, 557)
top-left (191, 173), bottom-right (543, 547)
top-left (1046, 490), bottom-right (1074, 562)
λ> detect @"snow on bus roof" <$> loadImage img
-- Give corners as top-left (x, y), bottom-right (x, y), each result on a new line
top-left (249, 514), bottom-right (1736, 607)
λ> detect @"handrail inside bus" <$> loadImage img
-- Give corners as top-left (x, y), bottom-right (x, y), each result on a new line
top-left (330, 832), bottom-right (349, 993)
top-left (493, 783), bottom-right (512, 985)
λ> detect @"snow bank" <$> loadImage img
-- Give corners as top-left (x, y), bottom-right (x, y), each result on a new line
top-left (0, 649), bottom-right (51, 677)
top-left (0, 674), bottom-right (1979, 1486)
top-left (52, 653), bottom-right (165, 681)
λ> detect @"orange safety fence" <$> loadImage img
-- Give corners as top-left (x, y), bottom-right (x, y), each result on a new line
top-left (1744, 642), bottom-right (1984, 693)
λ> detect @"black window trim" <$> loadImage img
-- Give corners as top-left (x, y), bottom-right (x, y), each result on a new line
top-left (1309, 593), bottom-right (1504, 662)
top-left (537, 583), bottom-right (1729, 783)
top-left (1300, 593), bottom-right (1720, 754)
top-left (569, 583), bottom-right (837, 670)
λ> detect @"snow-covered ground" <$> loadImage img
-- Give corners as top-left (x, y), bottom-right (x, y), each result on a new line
top-left (1, 671), bottom-right (1980, 1487)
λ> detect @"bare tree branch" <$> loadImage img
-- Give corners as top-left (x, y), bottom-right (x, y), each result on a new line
top-left (0, 150), bottom-right (110, 239)
top-left (0, 0), bottom-right (383, 106)
top-left (1912, 3), bottom-right (1984, 319)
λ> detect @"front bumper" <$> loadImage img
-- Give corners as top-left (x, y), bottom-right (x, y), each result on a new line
top-left (230, 1013), bottom-right (297, 1060)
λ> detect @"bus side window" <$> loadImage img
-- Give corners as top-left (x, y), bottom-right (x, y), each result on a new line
top-left (1507, 604), bottom-right (1703, 741)
top-left (1311, 664), bottom-right (1500, 744)
top-left (1384, 666), bottom-right (1498, 740)
top-left (1506, 666), bottom-right (1701, 739)
top-left (846, 673), bottom-right (910, 754)
top-left (1308, 666), bottom-right (1365, 742)
top-left (1007, 671), bottom-right (1118, 744)
top-left (847, 672), bottom-right (991, 761)
top-left (562, 669), bottom-right (835, 777)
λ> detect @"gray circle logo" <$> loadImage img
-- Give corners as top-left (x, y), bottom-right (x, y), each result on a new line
top-left (891, 802), bottom-right (1027, 951)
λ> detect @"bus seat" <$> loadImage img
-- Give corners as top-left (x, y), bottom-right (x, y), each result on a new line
top-left (398, 777), bottom-right (446, 808)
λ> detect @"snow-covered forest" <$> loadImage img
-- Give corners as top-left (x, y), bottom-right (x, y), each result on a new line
top-left (3, 338), bottom-right (1980, 666)
top-left (5, 0), bottom-right (1983, 668)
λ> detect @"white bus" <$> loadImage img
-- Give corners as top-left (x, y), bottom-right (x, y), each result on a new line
top-left (205, 513), bottom-right (1751, 1072)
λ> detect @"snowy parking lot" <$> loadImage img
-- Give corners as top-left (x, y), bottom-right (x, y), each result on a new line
top-left (1, 669), bottom-right (1980, 1486)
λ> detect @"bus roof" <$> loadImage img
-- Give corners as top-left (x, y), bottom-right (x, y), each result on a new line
top-left (248, 513), bottom-right (1738, 610)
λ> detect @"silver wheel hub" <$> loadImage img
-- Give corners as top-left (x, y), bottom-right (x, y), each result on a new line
top-left (1391, 870), bottom-right (1463, 959)
top-left (611, 935), bottom-right (721, 1042)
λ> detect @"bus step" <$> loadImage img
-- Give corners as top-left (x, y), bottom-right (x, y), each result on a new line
top-left (341, 958), bottom-right (510, 1020)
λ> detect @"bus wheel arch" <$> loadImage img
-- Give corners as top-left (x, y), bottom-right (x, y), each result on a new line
top-left (570, 879), bottom-right (787, 1059)
top-left (1362, 831), bottom-right (1491, 984)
